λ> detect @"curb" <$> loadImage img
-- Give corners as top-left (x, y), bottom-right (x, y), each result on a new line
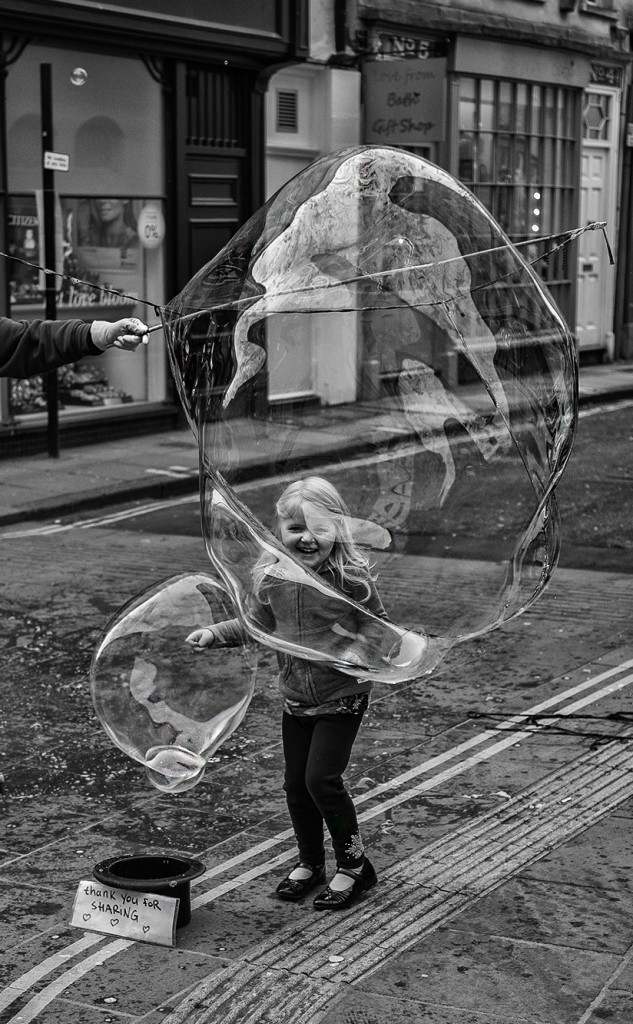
top-left (0, 472), bottom-right (200, 528)
top-left (2, 384), bottom-right (632, 528)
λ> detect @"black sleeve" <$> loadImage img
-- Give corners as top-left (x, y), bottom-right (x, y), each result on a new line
top-left (0, 318), bottom-right (100, 379)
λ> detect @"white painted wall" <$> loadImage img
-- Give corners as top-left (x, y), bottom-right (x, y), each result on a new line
top-left (264, 27), bottom-right (363, 406)
top-left (265, 65), bottom-right (361, 201)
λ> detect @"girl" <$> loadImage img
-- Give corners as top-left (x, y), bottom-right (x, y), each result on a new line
top-left (186, 476), bottom-right (387, 910)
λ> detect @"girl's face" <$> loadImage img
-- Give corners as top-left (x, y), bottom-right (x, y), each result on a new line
top-left (279, 503), bottom-right (337, 570)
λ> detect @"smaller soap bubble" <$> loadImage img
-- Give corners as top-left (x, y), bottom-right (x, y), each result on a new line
top-left (90, 573), bottom-right (257, 793)
top-left (70, 67), bottom-right (88, 86)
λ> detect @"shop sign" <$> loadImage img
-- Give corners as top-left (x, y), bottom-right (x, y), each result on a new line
top-left (364, 58), bottom-right (446, 145)
top-left (590, 63), bottom-right (623, 88)
top-left (360, 31), bottom-right (438, 59)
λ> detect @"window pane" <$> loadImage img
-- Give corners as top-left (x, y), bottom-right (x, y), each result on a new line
top-left (459, 133), bottom-right (476, 181)
top-left (479, 79), bottom-right (494, 130)
top-left (552, 187), bottom-right (562, 233)
top-left (478, 133), bottom-right (494, 181)
top-left (554, 139), bottom-right (566, 187)
top-left (543, 137), bottom-right (555, 184)
top-left (562, 185), bottom-right (575, 230)
top-left (459, 77), bottom-right (477, 130)
top-left (516, 83), bottom-right (528, 133)
top-left (514, 186), bottom-right (529, 236)
top-left (540, 187), bottom-right (551, 236)
top-left (498, 81), bottom-right (513, 131)
top-left (514, 136), bottom-right (528, 183)
top-left (529, 137), bottom-right (542, 184)
top-left (476, 184), bottom-right (492, 209)
top-left (556, 89), bottom-right (567, 137)
top-left (527, 190), bottom-right (540, 236)
top-left (495, 135), bottom-right (513, 181)
top-left (531, 85), bottom-right (543, 134)
top-left (582, 91), bottom-right (611, 141)
top-left (543, 86), bottom-right (556, 134)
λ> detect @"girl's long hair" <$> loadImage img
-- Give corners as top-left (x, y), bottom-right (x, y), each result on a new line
top-left (255, 476), bottom-right (375, 601)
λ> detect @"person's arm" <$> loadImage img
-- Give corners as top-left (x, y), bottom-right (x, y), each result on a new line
top-left (0, 316), bottom-right (149, 379)
top-left (186, 587), bottom-right (277, 651)
top-left (186, 617), bottom-right (246, 650)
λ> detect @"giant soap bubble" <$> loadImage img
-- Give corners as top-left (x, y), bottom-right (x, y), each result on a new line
top-left (161, 145), bottom-right (577, 679)
top-left (91, 146), bottom-right (580, 790)
top-left (91, 573), bottom-right (257, 792)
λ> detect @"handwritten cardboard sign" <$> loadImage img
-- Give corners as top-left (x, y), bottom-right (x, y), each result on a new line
top-left (363, 57), bottom-right (446, 145)
top-left (70, 880), bottom-right (179, 947)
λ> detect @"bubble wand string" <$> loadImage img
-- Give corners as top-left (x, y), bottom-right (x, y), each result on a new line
top-left (0, 220), bottom-right (611, 333)
top-left (150, 220), bottom-right (611, 330)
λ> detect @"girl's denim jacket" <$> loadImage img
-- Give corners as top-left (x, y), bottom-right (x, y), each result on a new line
top-left (209, 563), bottom-right (390, 709)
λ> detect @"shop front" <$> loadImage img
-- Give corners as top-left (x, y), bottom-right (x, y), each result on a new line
top-left (2, 44), bottom-right (167, 437)
top-left (0, 0), bottom-right (309, 454)
top-left (358, 12), bottom-right (628, 384)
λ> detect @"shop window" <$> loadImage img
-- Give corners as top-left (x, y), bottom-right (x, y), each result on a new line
top-left (582, 92), bottom-right (611, 140)
top-left (75, 117), bottom-right (124, 171)
top-left (7, 114), bottom-right (40, 169)
top-left (457, 75), bottom-right (580, 318)
top-left (4, 43), bottom-right (167, 423)
top-left (7, 192), bottom-right (167, 417)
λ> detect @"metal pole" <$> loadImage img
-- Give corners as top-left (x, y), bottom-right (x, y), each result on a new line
top-left (41, 62), bottom-right (59, 458)
top-left (0, 54), bottom-right (12, 425)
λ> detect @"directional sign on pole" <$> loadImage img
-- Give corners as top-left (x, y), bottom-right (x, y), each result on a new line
top-left (43, 151), bottom-right (70, 172)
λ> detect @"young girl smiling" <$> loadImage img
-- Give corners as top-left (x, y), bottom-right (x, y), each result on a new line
top-left (186, 476), bottom-right (387, 909)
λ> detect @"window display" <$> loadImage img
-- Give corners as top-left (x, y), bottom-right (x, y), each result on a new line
top-left (7, 193), bottom-right (164, 416)
top-left (61, 196), bottom-right (142, 317)
top-left (3, 43), bottom-right (167, 423)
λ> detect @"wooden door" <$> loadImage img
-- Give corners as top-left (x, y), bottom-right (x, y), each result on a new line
top-left (174, 62), bottom-right (257, 291)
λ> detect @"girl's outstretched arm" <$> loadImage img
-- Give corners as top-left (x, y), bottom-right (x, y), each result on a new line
top-left (185, 617), bottom-right (244, 650)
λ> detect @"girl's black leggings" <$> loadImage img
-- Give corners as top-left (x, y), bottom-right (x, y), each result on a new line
top-left (281, 710), bottom-right (365, 870)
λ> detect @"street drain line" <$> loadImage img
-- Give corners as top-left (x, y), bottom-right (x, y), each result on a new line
top-left (164, 735), bottom-right (633, 1024)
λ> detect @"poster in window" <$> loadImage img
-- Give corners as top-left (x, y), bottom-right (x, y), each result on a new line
top-left (60, 197), bottom-right (141, 315)
top-left (7, 195), bottom-right (43, 308)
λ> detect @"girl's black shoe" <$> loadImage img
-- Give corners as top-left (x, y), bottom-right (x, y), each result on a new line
top-left (276, 862), bottom-right (326, 902)
top-left (313, 857), bottom-right (377, 910)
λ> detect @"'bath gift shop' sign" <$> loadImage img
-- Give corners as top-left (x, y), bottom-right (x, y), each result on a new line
top-left (71, 880), bottom-right (179, 947)
top-left (363, 57), bottom-right (446, 145)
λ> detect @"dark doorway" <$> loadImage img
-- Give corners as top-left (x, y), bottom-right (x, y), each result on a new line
top-left (174, 62), bottom-right (258, 291)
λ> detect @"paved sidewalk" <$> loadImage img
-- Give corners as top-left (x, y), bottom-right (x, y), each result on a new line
top-left (0, 361), bottom-right (631, 527)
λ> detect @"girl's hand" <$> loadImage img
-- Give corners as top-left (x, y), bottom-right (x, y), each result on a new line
top-left (185, 627), bottom-right (216, 651)
top-left (388, 631), bottom-right (427, 668)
